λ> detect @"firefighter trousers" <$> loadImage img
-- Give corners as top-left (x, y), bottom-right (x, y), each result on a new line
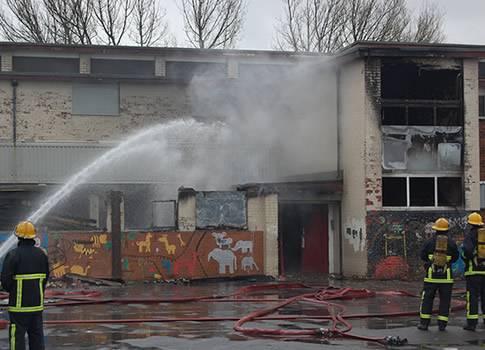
top-left (465, 275), bottom-right (485, 325)
top-left (9, 312), bottom-right (45, 350)
top-left (419, 282), bottom-right (452, 325)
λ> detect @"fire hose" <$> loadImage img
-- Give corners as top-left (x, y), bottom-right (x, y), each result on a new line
top-left (0, 283), bottom-right (467, 346)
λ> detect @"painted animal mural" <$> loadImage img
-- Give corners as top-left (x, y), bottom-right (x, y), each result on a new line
top-left (232, 240), bottom-right (253, 254)
top-left (91, 233), bottom-right (108, 248)
top-left (73, 243), bottom-right (96, 258)
top-left (177, 234), bottom-right (186, 247)
top-left (70, 265), bottom-right (90, 276)
top-left (212, 232), bottom-right (233, 249)
top-left (136, 233), bottom-right (153, 253)
top-left (158, 234), bottom-right (176, 254)
top-left (241, 256), bottom-right (259, 272)
top-left (52, 263), bottom-right (68, 278)
top-left (208, 248), bottom-right (236, 274)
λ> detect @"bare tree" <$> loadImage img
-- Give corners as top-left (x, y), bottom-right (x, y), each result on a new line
top-left (93, 0), bottom-right (134, 45)
top-left (43, 0), bottom-right (97, 44)
top-left (406, 1), bottom-right (444, 43)
top-left (275, 0), bottom-right (445, 53)
top-left (180, 0), bottom-right (246, 49)
top-left (0, 0), bottom-right (49, 43)
top-left (129, 0), bottom-right (170, 46)
top-left (276, 0), bottom-right (347, 52)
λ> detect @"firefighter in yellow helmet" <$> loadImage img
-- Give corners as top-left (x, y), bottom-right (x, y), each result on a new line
top-left (1, 221), bottom-right (49, 349)
top-left (462, 212), bottom-right (485, 331)
top-left (417, 218), bottom-right (458, 331)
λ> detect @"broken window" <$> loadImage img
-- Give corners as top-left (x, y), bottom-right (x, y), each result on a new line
top-left (437, 177), bottom-right (462, 207)
top-left (382, 107), bottom-right (406, 125)
top-left (382, 177), bottom-right (406, 206)
top-left (381, 59), bottom-right (461, 100)
top-left (152, 200), bottom-right (176, 229)
top-left (408, 107), bottom-right (434, 126)
top-left (409, 177), bottom-right (435, 206)
top-left (382, 176), bottom-right (463, 208)
top-left (382, 126), bottom-right (462, 171)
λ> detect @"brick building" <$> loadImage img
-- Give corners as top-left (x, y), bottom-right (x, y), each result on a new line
top-left (0, 41), bottom-right (484, 279)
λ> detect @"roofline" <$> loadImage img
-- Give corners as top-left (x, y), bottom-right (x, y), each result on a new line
top-left (0, 41), bottom-right (326, 59)
top-left (337, 41), bottom-right (485, 59)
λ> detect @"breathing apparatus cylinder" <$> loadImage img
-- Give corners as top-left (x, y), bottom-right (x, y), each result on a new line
top-left (477, 228), bottom-right (485, 267)
top-left (433, 235), bottom-right (448, 270)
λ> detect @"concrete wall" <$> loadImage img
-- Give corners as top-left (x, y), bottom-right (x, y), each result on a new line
top-left (247, 194), bottom-right (278, 277)
top-left (0, 80), bottom-right (190, 142)
top-left (339, 59), bottom-right (368, 276)
top-left (463, 58), bottom-right (481, 210)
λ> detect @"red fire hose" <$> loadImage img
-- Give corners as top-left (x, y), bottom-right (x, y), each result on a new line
top-left (0, 283), bottom-right (466, 346)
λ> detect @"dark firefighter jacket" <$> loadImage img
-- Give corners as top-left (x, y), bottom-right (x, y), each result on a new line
top-left (1, 239), bottom-right (49, 312)
top-left (420, 233), bottom-right (459, 283)
top-left (462, 226), bottom-right (485, 276)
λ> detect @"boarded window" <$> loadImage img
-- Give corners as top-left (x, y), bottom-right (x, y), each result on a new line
top-left (196, 191), bottom-right (247, 229)
top-left (91, 59), bottom-right (154, 76)
top-left (72, 83), bottom-right (119, 116)
top-left (166, 61), bottom-right (226, 80)
top-left (13, 56), bottom-right (79, 74)
top-left (152, 200), bottom-right (176, 229)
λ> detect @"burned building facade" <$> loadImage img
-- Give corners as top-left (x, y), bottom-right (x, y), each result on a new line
top-left (0, 42), bottom-right (483, 280)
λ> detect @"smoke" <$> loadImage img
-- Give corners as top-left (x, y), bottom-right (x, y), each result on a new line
top-left (23, 57), bottom-right (339, 230)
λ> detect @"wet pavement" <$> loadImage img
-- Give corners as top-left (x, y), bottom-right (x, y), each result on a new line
top-left (0, 278), bottom-right (484, 349)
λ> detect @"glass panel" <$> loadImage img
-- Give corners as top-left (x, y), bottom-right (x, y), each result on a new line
top-left (437, 177), bottom-right (462, 207)
top-left (409, 177), bottom-right (435, 206)
top-left (382, 177), bottom-right (407, 207)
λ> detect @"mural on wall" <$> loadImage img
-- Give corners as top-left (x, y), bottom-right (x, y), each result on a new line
top-left (367, 211), bottom-right (467, 279)
top-left (48, 232), bottom-right (112, 279)
top-left (46, 230), bottom-right (263, 280)
top-left (123, 231), bottom-right (264, 280)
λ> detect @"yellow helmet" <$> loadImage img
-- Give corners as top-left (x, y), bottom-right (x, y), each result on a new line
top-left (15, 221), bottom-right (36, 239)
top-left (468, 212), bottom-right (484, 226)
top-left (432, 218), bottom-right (449, 232)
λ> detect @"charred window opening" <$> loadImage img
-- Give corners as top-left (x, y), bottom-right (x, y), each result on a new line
top-left (408, 107), bottom-right (434, 125)
top-left (381, 59), bottom-right (460, 100)
top-left (382, 107), bottom-right (406, 125)
top-left (382, 177), bottom-right (406, 206)
top-left (409, 177), bottom-right (435, 206)
top-left (437, 177), bottom-right (462, 207)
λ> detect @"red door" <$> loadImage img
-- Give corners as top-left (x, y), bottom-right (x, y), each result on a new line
top-left (301, 206), bottom-right (328, 273)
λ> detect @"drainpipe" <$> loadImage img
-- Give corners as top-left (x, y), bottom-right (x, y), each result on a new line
top-left (11, 80), bottom-right (18, 146)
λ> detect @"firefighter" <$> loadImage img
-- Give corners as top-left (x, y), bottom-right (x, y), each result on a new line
top-left (417, 218), bottom-right (459, 331)
top-left (1, 221), bottom-right (49, 350)
top-left (462, 212), bottom-right (485, 331)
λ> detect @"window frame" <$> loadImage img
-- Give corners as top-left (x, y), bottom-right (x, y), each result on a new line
top-left (382, 174), bottom-right (463, 209)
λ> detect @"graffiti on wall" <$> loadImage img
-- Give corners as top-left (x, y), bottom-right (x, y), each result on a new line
top-left (344, 218), bottom-right (365, 252)
top-left (122, 231), bottom-right (263, 280)
top-left (367, 211), bottom-right (467, 279)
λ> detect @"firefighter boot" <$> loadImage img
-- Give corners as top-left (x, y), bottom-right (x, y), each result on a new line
top-left (463, 321), bottom-right (476, 331)
top-left (438, 320), bottom-right (447, 331)
top-left (417, 319), bottom-right (429, 331)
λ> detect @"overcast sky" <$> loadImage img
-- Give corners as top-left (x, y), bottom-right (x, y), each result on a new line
top-left (164, 0), bottom-right (485, 50)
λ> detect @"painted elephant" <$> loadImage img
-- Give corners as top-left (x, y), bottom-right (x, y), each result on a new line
top-left (241, 256), bottom-right (259, 272)
top-left (232, 240), bottom-right (253, 253)
top-left (208, 248), bottom-right (237, 274)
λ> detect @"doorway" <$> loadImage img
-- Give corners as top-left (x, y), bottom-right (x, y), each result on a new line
top-left (279, 204), bottom-right (328, 275)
